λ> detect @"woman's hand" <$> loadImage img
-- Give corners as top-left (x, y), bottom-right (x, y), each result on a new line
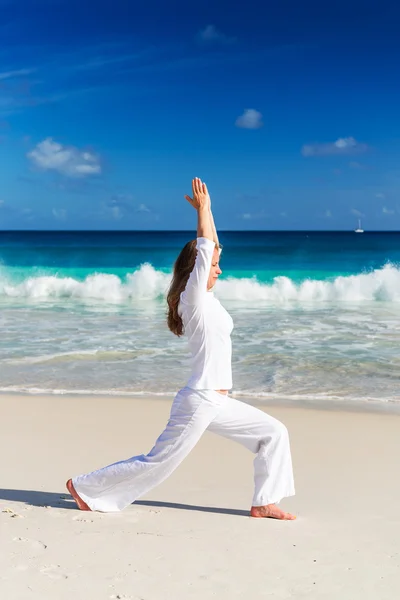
top-left (185, 177), bottom-right (211, 211)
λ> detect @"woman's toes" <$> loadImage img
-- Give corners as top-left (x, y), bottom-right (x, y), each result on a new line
top-left (250, 504), bottom-right (296, 520)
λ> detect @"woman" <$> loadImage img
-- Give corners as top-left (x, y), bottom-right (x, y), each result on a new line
top-left (66, 178), bottom-right (295, 519)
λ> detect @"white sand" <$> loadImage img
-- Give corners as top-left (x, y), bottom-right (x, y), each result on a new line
top-left (1, 393), bottom-right (400, 599)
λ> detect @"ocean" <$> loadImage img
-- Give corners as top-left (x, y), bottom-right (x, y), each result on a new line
top-left (1, 230), bottom-right (400, 404)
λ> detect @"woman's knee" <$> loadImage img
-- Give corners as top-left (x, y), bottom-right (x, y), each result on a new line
top-left (262, 417), bottom-right (289, 444)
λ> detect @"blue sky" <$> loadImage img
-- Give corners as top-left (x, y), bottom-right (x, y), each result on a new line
top-left (1, 0), bottom-right (400, 230)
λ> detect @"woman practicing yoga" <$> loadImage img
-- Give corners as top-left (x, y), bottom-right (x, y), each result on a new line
top-left (67, 178), bottom-right (295, 519)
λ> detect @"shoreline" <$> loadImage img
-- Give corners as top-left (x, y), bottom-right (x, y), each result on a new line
top-left (1, 389), bottom-right (400, 415)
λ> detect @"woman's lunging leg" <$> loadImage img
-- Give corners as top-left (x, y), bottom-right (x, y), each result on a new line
top-left (71, 389), bottom-right (226, 512)
top-left (207, 396), bottom-right (295, 519)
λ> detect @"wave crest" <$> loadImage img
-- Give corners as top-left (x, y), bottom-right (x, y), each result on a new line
top-left (1, 263), bottom-right (400, 303)
top-left (0, 263), bottom-right (171, 301)
top-left (217, 264), bottom-right (400, 303)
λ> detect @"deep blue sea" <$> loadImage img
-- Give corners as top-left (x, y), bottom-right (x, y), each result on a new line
top-left (1, 230), bottom-right (400, 404)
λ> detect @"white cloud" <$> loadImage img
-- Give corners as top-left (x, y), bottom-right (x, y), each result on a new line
top-left (52, 208), bottom-right (67, 220)
top-left (235, 109), bottom-right (263, 130)
top-left (336, 137), bottom-right (356, 149)
top-left (197, 25), bottom-right (235, 44)
top-left (27, 138), bottom-right (101, 177)
top-left (137, 203), bottom-right (150, 212)
top-left (0, 68), bottom-right (35, 81)
top-left (351, 208), bottom-right (364, 217)
top-left (302, 137), bottom-right (368, 157)
top-left (104, 195), bottom-right (153, 220)
top-left (382, 206), bottom-right (395, 215)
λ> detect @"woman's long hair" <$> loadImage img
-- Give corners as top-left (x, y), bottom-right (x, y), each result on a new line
top-left (167, 240), bottom-right (198, 336)
top-left (167, 238), bottom-right (221, 336)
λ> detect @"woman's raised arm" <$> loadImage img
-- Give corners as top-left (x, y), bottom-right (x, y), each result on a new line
top-left (181, 178), bottom-right (216, 305)
top-left (208, 206), bottom-right (219, 248)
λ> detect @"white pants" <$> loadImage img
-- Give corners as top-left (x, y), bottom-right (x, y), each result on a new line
top-left (73, 388), bottom-right (295, 512)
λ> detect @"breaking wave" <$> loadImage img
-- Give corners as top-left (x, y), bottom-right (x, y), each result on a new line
top-left (1, 263), bottom-right (400, 304)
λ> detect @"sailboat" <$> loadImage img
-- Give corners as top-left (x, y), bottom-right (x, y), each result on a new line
top-left (355, 218), bottom-right (364, 233)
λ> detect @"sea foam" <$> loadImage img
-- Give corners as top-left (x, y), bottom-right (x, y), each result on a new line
top-left (0, 263), bottom-right (170, 302)
top-left (1, 263), bottom-right (400, 304)
top-left (217, 263), bottom-right (400, 303)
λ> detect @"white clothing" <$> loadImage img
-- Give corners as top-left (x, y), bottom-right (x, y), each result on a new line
top-left (73, 387), bottom-right (295, 512)
top-left (178, 237), bottom-right (233, 390)
top-left (71, 237), bottom-right (295, 513)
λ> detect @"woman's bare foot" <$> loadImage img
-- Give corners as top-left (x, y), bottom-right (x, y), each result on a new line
top-left (66, 479), bottom-right (92, 511)
top-left (250, 504), bottom-right (296, 520)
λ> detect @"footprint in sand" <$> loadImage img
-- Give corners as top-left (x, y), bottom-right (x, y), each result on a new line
top-left (110, 595), bottom-right (133, 600)
top-left (40, 564), bottom-right (69, 580)
top-left (13, 537), bottom-right (47, 552)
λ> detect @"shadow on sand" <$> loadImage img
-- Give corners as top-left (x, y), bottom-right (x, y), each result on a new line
top-left (0, 489), bottom-right (249, 517)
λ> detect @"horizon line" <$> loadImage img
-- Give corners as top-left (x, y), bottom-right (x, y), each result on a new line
top-left (0, 229), bottom-right (399, 234)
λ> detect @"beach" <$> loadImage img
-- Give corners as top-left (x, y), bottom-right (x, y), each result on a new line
top-left (1, 393), bottom-right (400, 599)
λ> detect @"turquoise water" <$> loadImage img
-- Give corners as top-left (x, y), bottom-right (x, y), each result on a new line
top-left (1, 230), bottom-right (400, 403)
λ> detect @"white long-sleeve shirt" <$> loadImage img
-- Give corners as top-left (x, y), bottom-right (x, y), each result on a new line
top-left (178, 237), bottom-right (234, 390)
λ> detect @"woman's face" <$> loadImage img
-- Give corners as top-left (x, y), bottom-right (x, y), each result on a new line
top-left (207, 247), bottom-right (222, 290)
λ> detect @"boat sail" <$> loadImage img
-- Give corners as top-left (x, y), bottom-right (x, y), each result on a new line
top-left (355, 219), bottom-right (364, 233)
